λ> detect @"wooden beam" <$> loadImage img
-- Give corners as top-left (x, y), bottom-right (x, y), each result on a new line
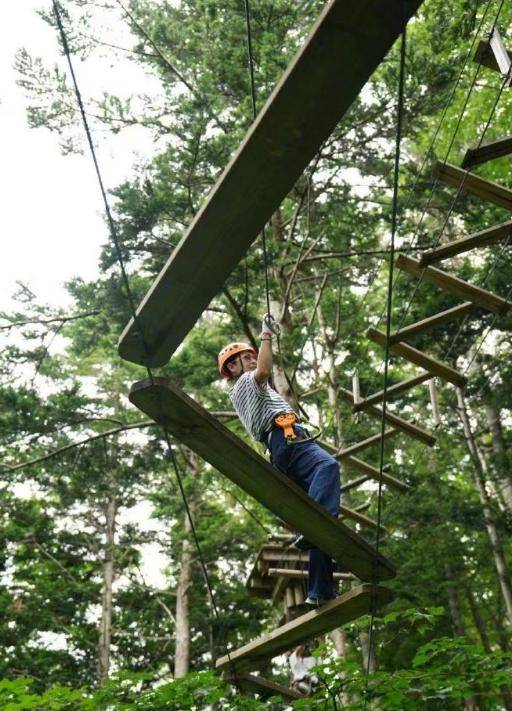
top-left (419, 220), bottom-right (512, 264)
top-left (353, 373), bottom-right (432, 411)
top-left (118, 0), bottom-right (424, 367)
top-left (473, 29), bottom-right (512, 79)
top-left (462, 137), bottom-right (512, 170)
top-left (216, 584), bottom-right (392, 672)
top-left (340, 475), bottom-right (369, 493)
top-left (340, 504), bottom-right (382, 530)
top-left (343, 456), bottom-right (410, 493)
top-left (433, 161), bottom-right (512, 212)
top-left (388, 302), bottom-right (474, 343)
top-left (367, 327), bottom-right (467, 387)
top-left (339, 387), bottom-right (436, 446)
top-left (268, 569), bottom-right (354, 580)
top-left (396, 254), bottom-right (511, 316)
top-left (129, 378), bottom-right (395, 581)
top-left (337, 430), bottom-right (398, 458)
top-left (226, 673), bottom-right (305, 700)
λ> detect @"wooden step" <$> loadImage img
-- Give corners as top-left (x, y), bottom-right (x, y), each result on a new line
top-left (474, 29), bottom-right (512, 80)
top-left (337, 430), bottom-right (398, 458)
top-left (433, 161), bottom-right (512, 212)
top-left (339, 387), bottom-right (436, 446)
top-left (367, 327), bottom-right (467, 387)
top-left (226, 673), bottom-right (305, 700)
top-left (388, 302), bottom-right (474, 343)
top-left (396, 254), bottom-right (511, 315)
top-left (216, 584), bottom-right (392, 672)
top-left (419, 220), bottom-right (512, 264)
top-left (344, 456), bottom-right (410, 493)
top-left (353, 373), bottom-right (432, 411)
top-left (129, 378), bottom-right (396, 581)
top-left (462, 137), bottom-right (512, 170)
top-left (118, 0), bottom-right (424, 367)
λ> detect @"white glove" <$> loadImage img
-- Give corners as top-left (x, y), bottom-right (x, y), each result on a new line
top-left (261, 314), bottom-right (275, 337)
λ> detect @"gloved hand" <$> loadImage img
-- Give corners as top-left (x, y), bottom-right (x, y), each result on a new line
top-left (261, 313), bottom-right (275, 337)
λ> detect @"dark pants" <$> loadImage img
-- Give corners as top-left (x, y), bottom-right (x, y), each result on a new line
top-left (268, 426), bottom-right (341, 599)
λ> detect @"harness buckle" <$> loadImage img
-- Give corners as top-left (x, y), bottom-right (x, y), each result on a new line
top-left (274, 412), bottom-right (297, 441)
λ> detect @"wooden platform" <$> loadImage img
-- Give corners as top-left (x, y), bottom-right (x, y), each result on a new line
top-left (129, 378), bottom-right (395, 581)
top-left (118, 0), bottom-right (424, 367)
top-left (215, 584), bottom-right (393, 672)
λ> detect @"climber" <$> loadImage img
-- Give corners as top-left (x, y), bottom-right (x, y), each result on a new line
top-left (217, 315), bottom-right (341, 606)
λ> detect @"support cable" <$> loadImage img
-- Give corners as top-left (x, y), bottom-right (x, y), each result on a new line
top-left (51, 0), bottom-right (237, 675)
top-left (362, 22), bottom-right (407, 710)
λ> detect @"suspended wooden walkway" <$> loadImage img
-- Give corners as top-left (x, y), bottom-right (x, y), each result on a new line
top-left (118, 0), bottom-right (424, 368)
top-left (216, 585), bottom-right (392, 673)
top-left (129, 377), bottom-right (395, 582)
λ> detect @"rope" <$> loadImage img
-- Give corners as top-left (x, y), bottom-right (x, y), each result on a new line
top-left (363, 22), bottom-right (407, 710)
top-left (51, 0), bottom-right (237, 675)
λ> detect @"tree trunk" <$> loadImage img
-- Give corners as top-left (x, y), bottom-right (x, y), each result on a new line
top-left (456, 388), bottom-right (512, 627)
top-left (98, 496), bottom-right (116, 683)
top-left (444, 562), bottom-right (465, 637)
top-left (174, 507), bottom-right (194, 678)
top-left (484, 402), bottom-right (512, 512)
top-left (465, 586), bottom-right (491, 653)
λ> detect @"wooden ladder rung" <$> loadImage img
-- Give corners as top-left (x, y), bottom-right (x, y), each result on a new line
top-left (419, 220), bottom-right (512, 264)
top-left (343, 455), bottom-right (410, 493)
top-left (397, 254), bottom-right (511, 316)
top-left (340, 504), bottom-right (383, 530)
top-left (339, 387), bottom-right (436, 446)
top-left (433, 160), bottom-right (512, 211)
top-left (462, 137), bottom-right (512, 170)
top-left (130, 378), bottom-right (396, 582)
top-left (337, 430), bottom-right (397, 457)
top-left (215, 584), bottom-right (393, 672)
top-left (367, 327), bottom-right (467, 387)
top-left (340, 475), bottom-right (369, 493)
top-left (389, 302), bottom-right (474, 343)
top-left (353, 373), bottom-right (432, 411)
top-left (474, 29), bottom-right (512, 80)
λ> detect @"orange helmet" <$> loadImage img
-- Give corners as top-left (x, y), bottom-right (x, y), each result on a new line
top-left (218, 342), bottom-right (257, 378)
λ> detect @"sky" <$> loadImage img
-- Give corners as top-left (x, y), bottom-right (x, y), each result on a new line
top-left (0, 1), bottom-right (156, 314)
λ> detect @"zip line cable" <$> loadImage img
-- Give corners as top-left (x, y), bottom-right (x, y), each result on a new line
top-left (51, 0), bottom-right (237, 676)
top-left (363, 22), bottom-right (407, 710)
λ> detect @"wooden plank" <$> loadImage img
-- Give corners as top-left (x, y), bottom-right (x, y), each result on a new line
top-left (118, 0), bottom-right (424, 367)
top-left (268, 569), bottom-right (354, 580)
top-left (337, 430), bottom-right (397, 457)
top-left (227, 673), bottom-right (305, 700)
top-left (338, 387), bottom-right (436, 446)
top-left (344, 455), bottom-right (410, 493)
top-left (433, 161), bottom-right (512, 212)
top-left (462, 137), bottom-right (512, 170)
top-left (340, 475), bottom-right (369, 493)
top-left (340, 504), bottom-right (382, 530)
top-left (419, 220), bottom-right (512, 264)
top-left (216, 584), bottom-right (392, 672)
top-left (367, 326), bottom-right (468, 387)
top-left (489, 27), bottom-right (512, 76)
top-left (129, 377), bottom-right (396, 581)
top-left (474, 37), bottom-right (512, 75)
top-left (396, 254), bottom-right (511, 316)
top-left (388, 302), bottom-right (474, 343)
top-left (353, 373), bottom-right (432, 411)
